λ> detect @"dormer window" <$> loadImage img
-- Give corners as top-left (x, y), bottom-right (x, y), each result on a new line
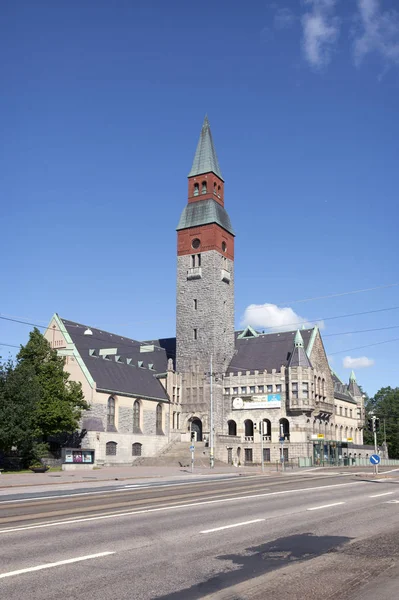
top-left (213, 182), bottom-right (217, 194)
top-left (201, 181), bottom-right (207, 194)
top-left (193, 183), bottom-right (199, 196)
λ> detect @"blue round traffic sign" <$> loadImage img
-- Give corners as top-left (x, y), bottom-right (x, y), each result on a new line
top-left (189, 445), bottom-right (195, 451)
top-left (370, 454), bottom-right (381, 465)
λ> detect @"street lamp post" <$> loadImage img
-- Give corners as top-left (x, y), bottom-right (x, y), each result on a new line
top-left (210, 354), bottom-right (214, 469)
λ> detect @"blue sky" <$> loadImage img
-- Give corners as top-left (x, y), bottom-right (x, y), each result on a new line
top-left (1, 0), bottom-right (398, 395)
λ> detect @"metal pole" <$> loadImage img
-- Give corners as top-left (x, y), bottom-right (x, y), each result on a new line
top-left (260, 421), bottom-right (264, 473)
top-left (280, 423), bottom-right (285, 472)
top-left (210, 354), bottom-right (214, 469)
top-left (373, 416), bottom-right (378, 475)
top-left (191, 447), bottom-right (194, 473)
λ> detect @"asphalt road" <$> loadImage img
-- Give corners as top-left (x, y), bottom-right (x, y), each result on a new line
top-left (1, 471), bottom-right (399, 599)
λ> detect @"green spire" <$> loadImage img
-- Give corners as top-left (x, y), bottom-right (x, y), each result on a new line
top-left (188, 116), bottom-right (223, 179)
top-left (349, 370), bottom-right (356, 382)
top-left (294, 329), bottom-right (304, 348)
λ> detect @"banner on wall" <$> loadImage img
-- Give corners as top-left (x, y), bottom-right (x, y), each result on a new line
top-left (232, 394), bottom-right (282, 410)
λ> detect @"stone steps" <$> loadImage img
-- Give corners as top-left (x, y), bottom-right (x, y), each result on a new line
top-left (133, 441), bottom-right (224, 467)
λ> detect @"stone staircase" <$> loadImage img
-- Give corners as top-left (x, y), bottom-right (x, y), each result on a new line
top-left (133, 440), bottom-right (224, 467)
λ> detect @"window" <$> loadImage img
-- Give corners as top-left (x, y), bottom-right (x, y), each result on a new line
top-left (340, 406), bottom-right (343, 416)
top-left (224, 388), bottom-right (230, 395)
top-left (263, 448), bottom-right (271, 462)
top-left (335, 405), bottom-right (338, 415)
top-left (241, 386), bottom-right (247, 394)
top-left (267, 385), bottom-right (273, 393)
top-left (191, 254), bottom-right (195, 268)
top-left (197, 253), bottom-right (201, 267)
top-left (106, 441), bottom-right (117, 456)
top-left (133, 400), bottom-right (141, 433)
top-left (244, 419), bottom-right (254, 437)
top-left (193, 328), bottom-right (197, 340)
top-left (345, 407), bottom-right (348, 417)
top-left (244, 448), bottom-right (253, 463)
top-left (193, 183), bottom-right (199, 196)
top-left (193, 298), bottom-right (197, 310)
top-left (176, 413), bottom-right (180, 429)
top-left (228, 420), bottom-right (237, 436)
top-left (201, 181), bottom-right (207, 194)
top-left (275, 384), bottom-right (282, 393)
top-left (291, 382), bottom-right (298, 399)
top-left (302, 382), bottom-right (309, 399)
top-left (250, 386), bottom-right (255, 394)
top-left (233, 387), bottom-right (238, 395)
top-left (258, 385), bottom-right (264, 394)
top-left (107, 397), bottom-right (115, 427)
top-left (156, 403), bottom-right (163, 435)
top-left (350, 409), bottom-right (353, 418)
top-left (227, 447), bottom-right (233, 464)
top-left (132, 443), bottom-right (142, 456)
top-left (191, 238), bottom-right (200, 250)
top-left (282, 448), bottom-right (289, 462)
top-left (222, 241), bottom-right (227, 252)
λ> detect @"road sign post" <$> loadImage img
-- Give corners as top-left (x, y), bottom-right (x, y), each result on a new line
top-left (279, 423), bottom-right (285, 472)
top-left (190, 445), bottom-right (195, 473)
top-left (370, 454), bottom-right (380, 471)
top-left (260, 421), bottom-right (264, 473)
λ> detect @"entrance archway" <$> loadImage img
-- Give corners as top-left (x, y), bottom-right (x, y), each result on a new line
top-left (190, 418), bottom-right (203, 442)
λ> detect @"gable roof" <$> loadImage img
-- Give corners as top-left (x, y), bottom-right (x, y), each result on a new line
top-left (188, 116), bottom-right (223, 179)
top-left (228, 328), bottom-right (314, 373)
top-left (59, 318), bottom-right (169, 401)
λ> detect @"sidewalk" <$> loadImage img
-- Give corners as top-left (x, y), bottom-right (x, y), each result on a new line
top-left (0, 464), bottom-right (265, 489)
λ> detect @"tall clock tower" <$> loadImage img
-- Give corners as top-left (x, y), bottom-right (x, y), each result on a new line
top-left (176, 116), bottom-right (235, 427)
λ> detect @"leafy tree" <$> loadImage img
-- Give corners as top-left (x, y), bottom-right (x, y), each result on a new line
top-left (366, 387), bottom-right (399, 459)
top-left (0, 359), bottom-right (41, 464)
top-left (1, 329), bottom-right (89, 466)
top-left (17, 328), bottom-right (89, 439)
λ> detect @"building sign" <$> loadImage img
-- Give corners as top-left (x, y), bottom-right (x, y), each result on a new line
top-left (63, 449), bottom-right (95, 464)
top-left (311, 434), bottom-right (325, 440)
top-left (232, 394), bottom-right (282, 410)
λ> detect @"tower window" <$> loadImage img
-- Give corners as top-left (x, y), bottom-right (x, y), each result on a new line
top-left (214, 182), bottom-right (217, 194)
top-left (201, 181), bottom-right (207, 194)
top-left (222, 241), bottom-right (227, 252)
top-left (193, 299), bottom-right (197, 310)
top-left (191, 254), bottom-right (195, 268)
top-left (193, 328), bottom-right (197, 340)
top-left (193, 183), bottom-right (199, 196)
top-left (197, 253), bottom-right (201, 267)
top-left (191, 238), bottom-right (200, 250)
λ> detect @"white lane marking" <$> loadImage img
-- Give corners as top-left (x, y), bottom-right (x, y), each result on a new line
top-left (307, 502), bottom-right (345, 511)
top-left (386, 500), bottom-right (399, 504)
top-left (380, 468), bottom-right (399, 474)
top-left (369, 492), bottom-right (394, 498)
top-left (0, 552), bottom-right (115, 579)
top-left (201, 519), bottom-right (265, 534)
top-left (0, 481), bottom-right (365, 534)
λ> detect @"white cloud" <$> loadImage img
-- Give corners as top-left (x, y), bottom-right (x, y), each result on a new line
top-left (241, 303), bottom-right (323, 332)
top-left (343, 355), bottom-right (375, 369)
top-left (353, 0), bottom-right (399, 67)
top-left (274, 8), bottom-right (296, 30)
top-left (301, 0), bottom-right (340, 68)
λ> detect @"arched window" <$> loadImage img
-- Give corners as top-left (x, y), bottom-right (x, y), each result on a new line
top-left (262, 419), bottom-right (271, 438)
top-left (133, 400), bottom-right (141, 433)
top-left (228, 420), bottom-right (237, 436)
top-left (244, 419), bottom-right (254, 438)
top-left (318, 377), bottom-right (321, 396)
top-left (132, 443), bottom-right (142, 456)
top-left (193, 183), bottom-right (199, 196)
top-left (106, 441), bottom-right (117, 456)
top-left (201, 181), bottom-right (207, 194)
top-left (156, 403), bottom-right (163, 435)
top-left (322, 379), bottom-right (326, 397)
top-left (213, 182), bottom-right (217, 194)
top-left (107, 397), bottom-right (115, 427)
top-left (314, 376), bottom-right (317, 397)
top-left (279, 418), bottom-right (290, 440)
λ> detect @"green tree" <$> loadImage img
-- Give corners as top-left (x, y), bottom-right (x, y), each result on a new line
top-left (366, 387), bottom-right (399, 459)
top-left (0, 359), bottom-right (41, 464)
top-left (17, 328), bottom-right (89, 439)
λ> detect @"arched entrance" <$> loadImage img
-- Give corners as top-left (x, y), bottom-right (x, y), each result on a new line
top-left (190, 417), bottom-right (203, 442)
